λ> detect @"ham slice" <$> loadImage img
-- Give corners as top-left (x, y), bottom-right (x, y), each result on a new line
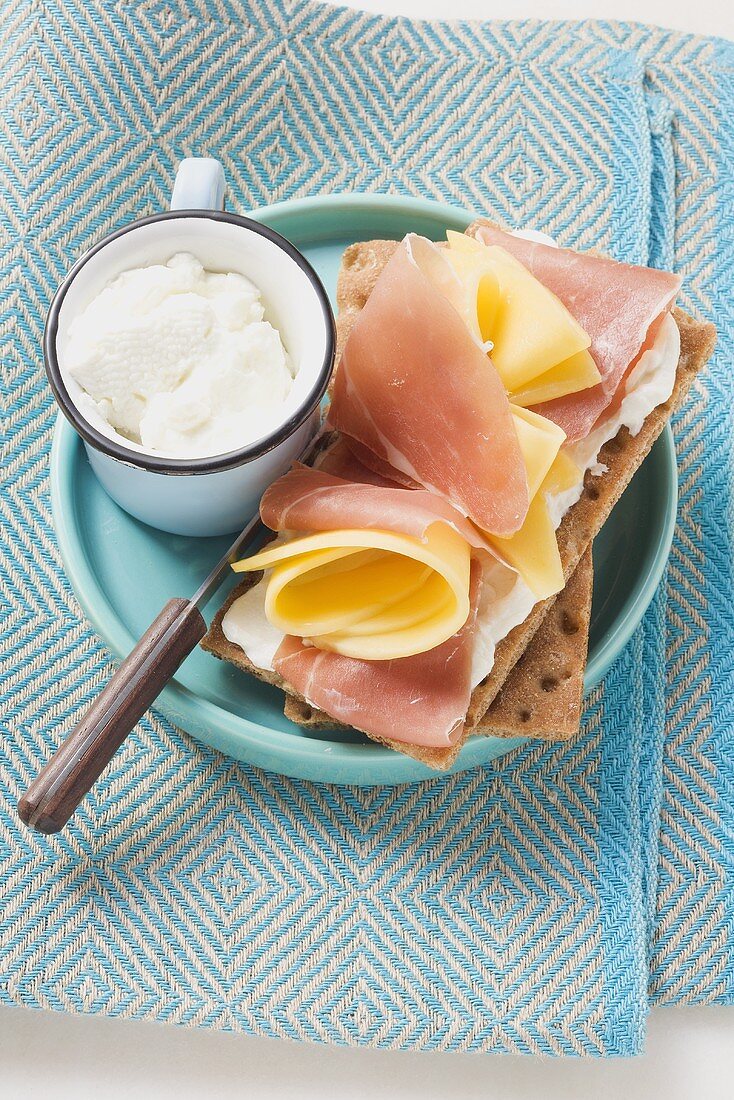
top-left (336, 435), bottom-right (422, 490)
top-left (274, 561), bottom-right (482, 748)
top-left (328, 236), bottom-right (529, 536)
top-left (260, 463), bottom-right (494, 552)
top-left (316, 436), bottom-right (410, 488)
top-left (472, 225), bottom-right (681, 442)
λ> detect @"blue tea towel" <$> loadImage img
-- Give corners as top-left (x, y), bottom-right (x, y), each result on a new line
top-left (0, 1), bottom-right (732, 1054)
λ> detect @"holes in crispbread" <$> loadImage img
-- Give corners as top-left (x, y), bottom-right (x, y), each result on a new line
top-left (540, 676), bottom-right (558, 693)
top-left (560, 610), bottom-right (580, 635)
top-left (586, 481), bottom-right (600, 501)
top-left (519, 709), bottom-right (531, 723)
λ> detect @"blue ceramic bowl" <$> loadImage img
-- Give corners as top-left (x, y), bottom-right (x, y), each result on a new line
top-left (50, 193), bottom-right (679, 786)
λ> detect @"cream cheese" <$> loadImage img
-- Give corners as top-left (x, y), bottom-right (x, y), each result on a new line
top-left (545, 311), bottom-right (680, 527)
top-left (509, 227), bottom-right (559, 248)
top-left (468, 560), bottom-right (536, 689)
top-left (65, 252), bottom-right (295, 460)
top-left (222, 578), bottom-right (283, 670)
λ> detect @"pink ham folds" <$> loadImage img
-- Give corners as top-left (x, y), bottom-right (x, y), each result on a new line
top-left (472, 225), bottom-right (681, 442)
top-left (273, 561), bottom-right (482, 748)
top-left (316, 437), bottom-right (403, 488)
top-left (332, 435), bottom-right (422, 490)
top-left (259, 463), bottom-right (494, 552)
top-left (328, 236), bottom-right (529, 536)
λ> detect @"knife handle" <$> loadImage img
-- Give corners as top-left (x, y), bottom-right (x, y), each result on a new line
top-left (17, 598), bottom-right (206, 835)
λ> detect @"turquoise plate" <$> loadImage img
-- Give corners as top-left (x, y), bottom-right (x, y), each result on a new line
top-left (50, 194), bottom-right (678, 786)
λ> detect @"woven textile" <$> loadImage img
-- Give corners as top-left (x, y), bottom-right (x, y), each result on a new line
top-left (1, 1), bottom-right (732, 1056)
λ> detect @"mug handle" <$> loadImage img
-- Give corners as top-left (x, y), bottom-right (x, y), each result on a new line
top-left (170, 157), bottom-right (226, 211)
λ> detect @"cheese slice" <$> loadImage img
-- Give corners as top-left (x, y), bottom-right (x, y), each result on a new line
top-left (445, 231), bottom-right (601, 400)
top-left (489, 490), bottom-right (562, 600)
top-left (511, 405), bottom-right (566, 501)
top-left (485, 449), bottom-right (580, 599)
top-left (509, 348), bottom-right (601, 407)
top-left (231, 523), bottom-right (472, 661)
top-left (434, 237), bottom-right (500, 348)
top-left (545, 449), bottom-right (583, 495)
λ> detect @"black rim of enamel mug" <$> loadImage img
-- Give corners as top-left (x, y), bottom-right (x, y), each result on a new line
top-left (43, 209), bottom-right (337, 475)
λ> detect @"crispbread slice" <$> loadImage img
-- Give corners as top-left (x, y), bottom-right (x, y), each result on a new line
top-left (202, 237), bottom-right (715, 770)
top-left (202, 549), bottom-right (591, 762)
top-left (283, 545), bottom-right (594, 743)
top-left (200, 569), bottom-right (469, 771)
top-left (326, 239), bottom-right (715, 734)
top-left (474, 546), bottom-right (593, 740)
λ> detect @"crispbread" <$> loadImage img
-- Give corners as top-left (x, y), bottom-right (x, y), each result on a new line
top-left (326, 239), bottom-right (715, 734)
top-left (284, 545), bottom-right (594, 743)
top-left (474, 546), bottom-right (593, 740)
top-left (200, 568), bottom-right (471, 771)
top-left (202, 550), bottom-right (592, 768)
top-left (201, 236), bottom-right (715, 770)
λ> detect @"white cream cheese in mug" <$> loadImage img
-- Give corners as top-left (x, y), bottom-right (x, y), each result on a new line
top-left (65, 252), bottom-right (295, 459)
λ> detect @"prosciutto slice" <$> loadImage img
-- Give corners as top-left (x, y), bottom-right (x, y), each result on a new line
top-left (328, 236), bottom-right (529, 536)
top-left (472, 225), bottom-right (681, 442)
top-left (260, 463), bottom-right (493, 552)
top-left (316, 436), bottom-right (409, 488)
top-left (273, 561), bottom-right (482, 748)
top-left (335, 435), bottom-right (422, 490)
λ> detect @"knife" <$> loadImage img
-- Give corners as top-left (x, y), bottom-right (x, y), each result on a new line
top-left (17, 438), bottom-right (322, 835)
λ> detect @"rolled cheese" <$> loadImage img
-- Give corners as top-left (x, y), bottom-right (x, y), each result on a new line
top-left (445, 231), bottom-right (601, 401)
top-left (231, 522), bottom-right (472, 661)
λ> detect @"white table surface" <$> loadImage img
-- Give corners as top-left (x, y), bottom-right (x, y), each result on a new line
top-left (2, 1003), bottom-right (733, 1098)
top-left (4, 0), bottom-right (732, 1095)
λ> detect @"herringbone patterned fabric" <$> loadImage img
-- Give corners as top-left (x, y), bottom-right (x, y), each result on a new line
top-left (0, 1), bottom-right (732, 1055)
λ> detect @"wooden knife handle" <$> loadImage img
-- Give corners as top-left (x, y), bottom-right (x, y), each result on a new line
top-left (17, 598), bottom-right (206, 835)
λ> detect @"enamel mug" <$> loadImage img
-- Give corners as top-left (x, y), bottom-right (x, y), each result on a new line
top-left (43, 158), bottom-right (335, 536)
